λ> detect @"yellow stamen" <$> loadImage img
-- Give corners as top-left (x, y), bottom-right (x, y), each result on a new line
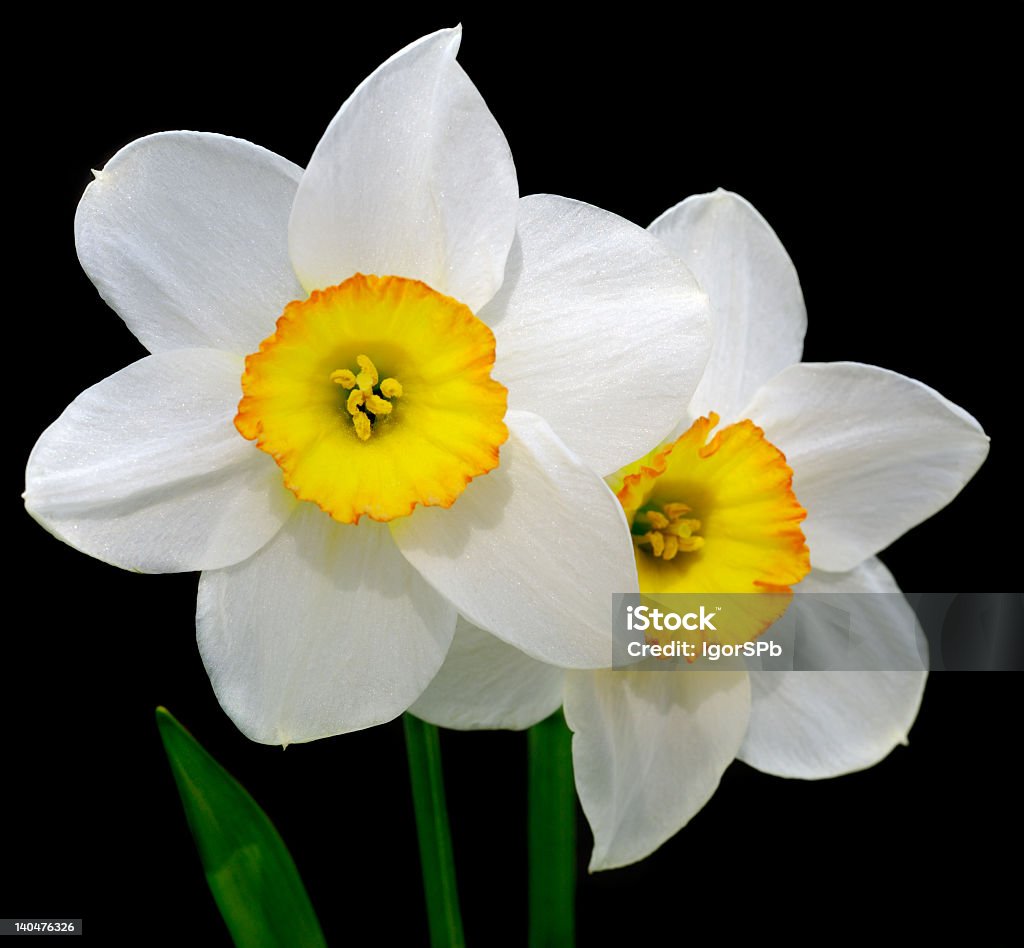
top-left (330, 369), bottom-right (357, 389)
top-left (645, 510), bottom-right (670, 530)
top-left (364, 394), bottom-right (393, 416)
top-left (356, 354), bottom-right (379, 391)
top-left (635, 501), bottom-right (705, 561)
top-left (645, 532), bottom-right (665, 557)
top-left (352, 412), bottom-right (371, 442)
top-left (332, 353), bottom-right (402, 439)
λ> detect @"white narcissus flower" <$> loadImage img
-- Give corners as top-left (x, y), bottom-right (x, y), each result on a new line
top-left (412, 189), bottom-right (990, 870)
top-left (22, 29), bottom-right (712, 746)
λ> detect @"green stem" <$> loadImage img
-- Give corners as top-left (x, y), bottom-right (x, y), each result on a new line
top-left (403, 714), bottom-right (466, 948)
top-left (528, 710), bottom-right (576, 948)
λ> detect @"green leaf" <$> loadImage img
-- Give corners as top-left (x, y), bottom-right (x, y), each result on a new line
top-left (156, 707), bottom-right (326, 948)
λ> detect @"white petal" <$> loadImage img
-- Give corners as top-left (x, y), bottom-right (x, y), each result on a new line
top-left (24, 350), bottom-right (296, 572)
top-left (649, 189), bottom-right (806, 423)
top-left (288, 27), bottom-right (518, 311)
top-left (565, 667), bottom-right (750, 871)
top-left (411, 617), bottom-right (565, 730)
top-left (390, 410), bottom-right (637, 669)
top-left (740, 558), bottom-right (927, 778)
top-left (197, 505), bottom-right (457, 744)
top-left (76, 132), bottom-right (304, 354)
top-left (482, 195), bottom-right (711, 475)
top-left (741, 362), bottom-right (989, 572)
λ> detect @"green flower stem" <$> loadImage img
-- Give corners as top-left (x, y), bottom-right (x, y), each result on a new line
top-left (403, 714), bottom-right (466, 948)
top-left (528, 710), bottom-right (576, 948)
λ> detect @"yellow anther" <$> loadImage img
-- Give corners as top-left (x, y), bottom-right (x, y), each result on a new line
top-left (365, 394), bottom-right (393, 416)
top-left (356, 354), bottom-right (379, 391)
top-left (332, 353), bottom-right (403, 441)
top-left (347, 389), bottom-right (365, 416)
top-left (662, 502), bottom-right (691, 519)
top-left (636, 502), bottom-right (704, 560)
top-left (352, 412), bottom-right (372, 442)
top-left (330, 369), bottom-right (357, 389)
top-left (646, 510), bottom-right (670, 530)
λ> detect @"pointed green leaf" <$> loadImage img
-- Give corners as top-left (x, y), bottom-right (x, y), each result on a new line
top-left (156, 707), bottom-right (326, 948)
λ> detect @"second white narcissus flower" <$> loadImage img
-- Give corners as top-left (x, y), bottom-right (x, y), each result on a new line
top-left (412, 189), bottom-right (990, 869)
top-left (22, 29), bottom-right (712, 745)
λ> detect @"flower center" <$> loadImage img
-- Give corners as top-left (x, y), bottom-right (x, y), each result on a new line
top-left (236, 274), bottom-right (508, 524)
top-left (631, 502), bottom-right (703, 560)
top-left (330, 354), bottom-right (403, 441)
top-left (610, 413), bottom-right (810, 652)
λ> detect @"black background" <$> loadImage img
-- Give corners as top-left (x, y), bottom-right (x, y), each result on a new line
top-left (7, 11), bottom-right (1018, 945)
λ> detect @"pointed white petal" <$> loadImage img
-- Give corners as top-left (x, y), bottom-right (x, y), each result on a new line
top-left (411, 617), bottom-right (565, 730)
top-left (76, 132), bottom-right (304, 354)
top-left (740, 558), bottom-right (928, 778)
top-left (482, 195), bottom-right (711, 475)
top-left (289, 27), bottom-right (518, 311)
top-left (197, 505), bottom-right (457, 745)
top-left (565, 668), bottom-right (750, 871)
top-left (650, 189), bottom-right (806, 422)
top-left (24, 350), bottom-right (296, 572)
top-left (391, 410), bottom-right (636, 669)
top-left (741, 362), bottom-right (989, 572)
